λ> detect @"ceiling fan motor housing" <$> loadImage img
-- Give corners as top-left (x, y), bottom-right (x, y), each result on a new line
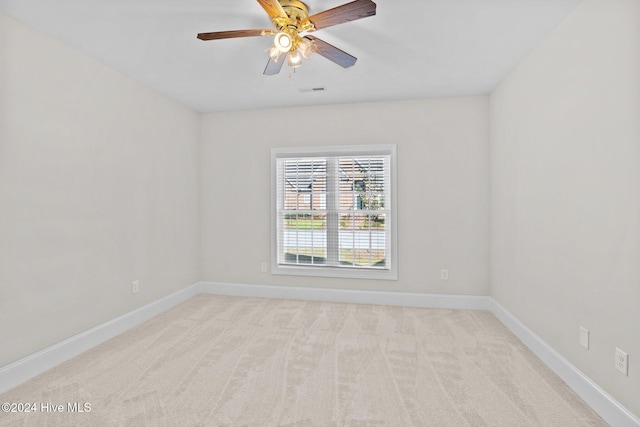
top-left (276, 0), bottom-right (314, 33)
top-left (270, 0), bottom-right (314, 56)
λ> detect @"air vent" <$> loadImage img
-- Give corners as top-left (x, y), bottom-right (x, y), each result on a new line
top-left (299, 87), bottom-right (326, 93)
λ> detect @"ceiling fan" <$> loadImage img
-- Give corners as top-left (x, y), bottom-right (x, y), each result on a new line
top-left (197, 0), bottom-right (377, 75)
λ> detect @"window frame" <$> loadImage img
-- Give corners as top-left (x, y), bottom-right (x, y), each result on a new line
top-left (271, 144), bottom-right (397, 280)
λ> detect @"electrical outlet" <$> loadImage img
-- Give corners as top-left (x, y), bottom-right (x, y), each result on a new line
top-left (132, 280), bottom-right (140, 294)
top-left (615, 348), bottom-right (628, 376)
top-left (440, 269), bottom-right (449, 280)
top-left (261, 262), bottom-right (268, 273)
top-left (579, 327), bottom-right (589, 349)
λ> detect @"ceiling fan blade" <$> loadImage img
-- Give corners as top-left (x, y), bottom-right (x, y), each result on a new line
top-left (197, 29), bottom-right (271, 41)
top-left (264, 55), bottom-right (286, 75)
top-left (307, 0), bottom-right (376, 31)
top-left (257, 0), bottom-right (287, 20)
top-left (305, 36), bottom-right (357, 68)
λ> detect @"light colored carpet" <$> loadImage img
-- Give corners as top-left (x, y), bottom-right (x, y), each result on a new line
top-left (0, 295), bottom-right (607, 426)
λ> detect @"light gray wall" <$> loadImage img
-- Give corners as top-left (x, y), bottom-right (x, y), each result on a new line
top-left (201, 97), bottom-right (490, 295)
top-left (490, 0), bottom-right (640, 415)
top-left (0, 13), bottom-right (200, 367)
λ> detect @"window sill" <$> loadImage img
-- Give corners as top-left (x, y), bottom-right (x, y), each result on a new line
top-left (271, 263), bottom-right (398, 281)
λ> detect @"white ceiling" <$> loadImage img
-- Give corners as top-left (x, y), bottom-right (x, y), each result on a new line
top-left (0, 0), bottom-right (581, 113)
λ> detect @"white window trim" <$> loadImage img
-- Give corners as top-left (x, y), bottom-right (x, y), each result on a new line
top-left (271, 144), bottom-right (397, 280)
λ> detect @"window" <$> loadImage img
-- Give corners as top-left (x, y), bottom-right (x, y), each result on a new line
top-left (271, 145), bottom-right (397, 280)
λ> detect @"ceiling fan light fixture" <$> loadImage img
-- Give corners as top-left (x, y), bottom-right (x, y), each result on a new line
top-left (287, 50), bottom-right (302, 68)
top-left (298, 37), bottom-right (316, 59)
top-left (274, 32), bottom-right (293, 53)
top-left (268, 46), bottom-right (283, 61)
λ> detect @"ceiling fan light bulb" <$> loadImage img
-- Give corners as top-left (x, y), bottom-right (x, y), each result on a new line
top-left (274, 32), bottom-right (292, 53)
top-left (288, 50), bottom-right (302, 68)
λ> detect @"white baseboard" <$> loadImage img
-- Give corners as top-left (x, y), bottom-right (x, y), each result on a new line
top-left (0, 283), bottom-right (200, 394)
top-left (2, 281), bottom-right (637, 427)
top-left (489, 300), bottom-right (640, 427)
top-left (198, 281), bottom-right (494, 310)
